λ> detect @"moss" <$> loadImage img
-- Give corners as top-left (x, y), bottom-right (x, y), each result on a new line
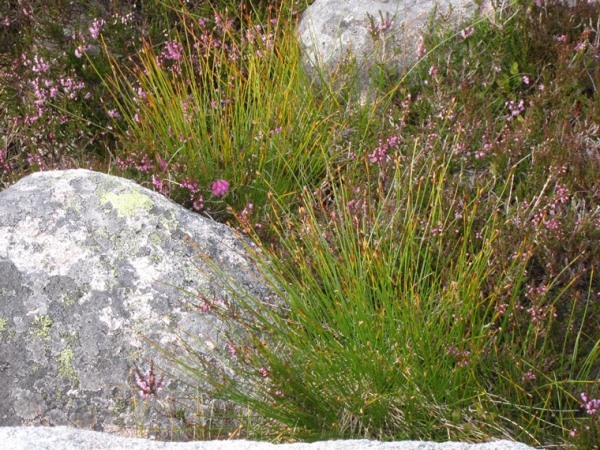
top-left (99, 189), bottom-right (153, 218)
top-left (31, 315), bottom-right (53, 340)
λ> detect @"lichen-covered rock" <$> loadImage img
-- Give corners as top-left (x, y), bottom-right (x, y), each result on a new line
top-left (0, 169), bottom-right (273, 438)
top-left (297, 0), bottom-right (493, 103)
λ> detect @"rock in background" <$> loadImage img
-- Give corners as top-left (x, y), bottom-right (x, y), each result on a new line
top-left (0, 169), bottom-right (273, 438)
top-left (297, 0), bottom-right (494, 103)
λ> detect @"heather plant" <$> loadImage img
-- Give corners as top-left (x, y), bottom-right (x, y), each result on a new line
top-left (398, 0), bottom-right (600, 384)
top-left (0, 0), bottom-right (239, 189)
top-left (0, 0), bottom-right (157, 189)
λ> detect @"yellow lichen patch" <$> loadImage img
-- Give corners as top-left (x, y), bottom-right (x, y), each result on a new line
top-left (32, 315), bottom-right (53, 340)
top-left (99, 189), bottom-right (153, 218)
top-left (0, 316), bottom-right (7, 340)
top-left (58, 345), bottom-right (78, 383)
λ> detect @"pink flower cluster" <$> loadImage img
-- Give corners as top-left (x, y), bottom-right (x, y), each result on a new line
top-left (368, 135), bottom-right (401, 165)
top-left (211, 179), bottom-right (230, 197)
top-left (580, 392), bottom-right (600, 416)
top-left (135, 361), bottom-right (165, 400)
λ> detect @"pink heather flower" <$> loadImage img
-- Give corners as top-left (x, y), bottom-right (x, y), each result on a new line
top-left (181, 178), bottom-right (199, 194)
top-left (522, 75), bottom-right (530, 85)
top-left (135, 362), bottom-right (165, 400)
top-left (192, 195), bottom-right (204, 211)
top-left (460, 26), bottom-right (475, 39)
top-left (211, 179), bottom-right (230, 197)
top-left (521, 370), bottom-right (536, 382)
top-left (152, 175), bottom-right (165, 193)
top-left (164, 40), bottom-right (183, 61)
top-left (74, 45), bottom-right (88, 58)
top-left (89, 18), bottom-right (105, 40)
top-left (258, 367), bottom-right (269, 378)
top-left (32, 55), bottom-right (49, 73)
top-left (227, 343), bottom-right (237, 357)
top-left (107, 109), bottom-right (120, 119)
top-left (580, 392), bottom-right (600, 415)
top-left (428, 65), bottom-right (438, 78)
top-left (416, 35), bottom-right (426, 58)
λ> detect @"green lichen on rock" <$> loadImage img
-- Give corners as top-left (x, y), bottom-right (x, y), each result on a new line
top-left (0, 316), bottom-right (7, 340)
top-left (62, 292), bottom-right (77, 307)
top-left (58, 345), bottom-right (78, 384)
top-left (99, 189), bottom-right (153, 218)
top-left (32, 315), bottom-right (53, 340)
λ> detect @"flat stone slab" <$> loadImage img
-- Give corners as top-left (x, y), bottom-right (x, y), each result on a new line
top-left (0, 427), bottom-right (537, 450)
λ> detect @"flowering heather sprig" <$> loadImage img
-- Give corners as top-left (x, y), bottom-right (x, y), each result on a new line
top-left (175, 178), bottom-right (195, 193)
top-left (580, 392), bottom-right (600, 415)
top-left (227, 342), bottom-right (238, 357)
top-left (521, 370), bottom-right (537, 382)
top-left (31, 55), bottom-right (49, 73)
top-left (89, 18), bottom-right (105, 40)
top-left (368, 135), bottom-right (400, 165)
top-left (192, 195), bottom-right (205, 211)
top-left (134, 360), bottom-right (165, 400)
top-left (460, 26), bottom-right (475, 40)
top-left (157, 40), bottom-right (184, 73)
top-left (115, 153), bottom-right (155, 173)
top-left (505, 99), bottom-right (525, 121)
top-left (151, 175), bottom-right (169, 195)
top-left (237, 203), bottom-right (254, 230)
top-left (446, 346), bottom-right (471, 367)
top-left (417, 35), bottom-right (426, 58)
top-left (0, 147), bottom-right (12, 171)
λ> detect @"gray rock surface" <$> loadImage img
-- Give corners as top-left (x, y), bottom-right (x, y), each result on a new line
top-left (297, 0), bottom-right (494, 102)
top-left (0, 427), bottom-right (537, 450)
top-left (0, 169), bottom-right (274, 438)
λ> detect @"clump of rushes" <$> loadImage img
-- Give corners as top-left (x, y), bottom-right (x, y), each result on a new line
top-left (177, 134), bottom-right (597, 446)
top-left (166, 1), bottom-right (598, 446)
top-left (101, 2), bottom-right (347, 224)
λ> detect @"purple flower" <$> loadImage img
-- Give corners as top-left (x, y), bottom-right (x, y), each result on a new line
top-left (134, 360), bottom-right (165, 400)
top-left (417, 35), bottom-right (426, 58)
top-left (89, 18), bottom-right (105, 40)
top-left (164, 40), bottom-right (183, 61)
top-left (581, 392), bottom-right (600, 415)
top-left (211, 179), bottom-right (230, 197)
top-left (460, 26), bottom-right (475, 40)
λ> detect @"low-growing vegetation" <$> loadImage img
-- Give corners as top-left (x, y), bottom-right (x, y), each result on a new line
top-left (0, 0), bottom-right (598, 448)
